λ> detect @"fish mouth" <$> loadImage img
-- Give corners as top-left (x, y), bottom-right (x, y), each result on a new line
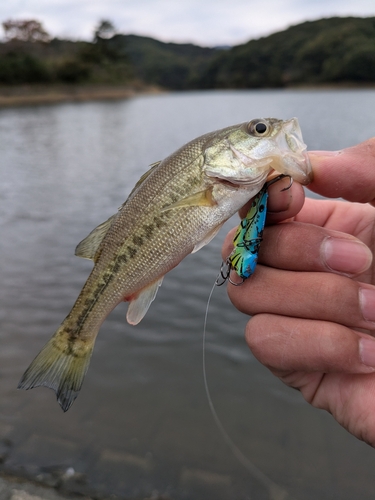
top-left (271, 150), bottom-right (313, 185)
top-left (271, 119), bottom-right (313, 185)
top-left (299, 151), bottom-right (313, 184)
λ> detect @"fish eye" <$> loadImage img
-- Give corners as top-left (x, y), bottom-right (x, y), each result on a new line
top-left (247, 120), bottom-right (269, 137)
top-left (255, 122), bottom-right (267, 134)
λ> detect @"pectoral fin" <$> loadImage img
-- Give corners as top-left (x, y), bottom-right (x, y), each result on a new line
top-left (161, 188), bottom-right (216, 212)
top-left (75, 214), bottom-right (117, 261)
top-left (126, 277), bottom-right (164, 325)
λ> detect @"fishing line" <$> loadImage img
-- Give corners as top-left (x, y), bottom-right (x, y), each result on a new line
top-left (202, 175), bottom-right (296, 498)
top-left (203, 275), bottom-right (293, 500)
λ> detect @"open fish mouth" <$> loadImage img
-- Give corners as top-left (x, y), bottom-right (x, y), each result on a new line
top-left (273, 118), bottom-right (313, 184)
top-left (270, 149), bottom-right (312, 185)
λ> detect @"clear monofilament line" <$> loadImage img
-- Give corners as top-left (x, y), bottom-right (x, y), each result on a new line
top-left (203, 279), bottom-right (294, 500)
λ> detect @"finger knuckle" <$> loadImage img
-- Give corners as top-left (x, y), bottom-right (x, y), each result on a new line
top-left (245, 316), bottom-right (271, 361)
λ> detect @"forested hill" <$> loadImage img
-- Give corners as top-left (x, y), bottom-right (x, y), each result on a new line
top-left (201, 16), bottom-right (375, 88)
top-left (0, 16), bottom-right (374, 89)
top-left (118, 34), bottom-right (218, 89)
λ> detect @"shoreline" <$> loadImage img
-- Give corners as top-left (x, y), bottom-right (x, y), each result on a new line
top-left (0, 84), bottom-right (163, 107)
top-left (1, 83), bottom-right (374, 108)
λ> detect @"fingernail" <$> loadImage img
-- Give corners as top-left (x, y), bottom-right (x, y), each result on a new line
top-left (359, 288), bottom-right (375, 323)
top-left (308, 150), bottom-right (342, 157)
top-left (359, 337), bottom-right (375, 367)
top-left (267, 179), bottom-right (292, 213)
top-left (322, 237), bottom-right (373, 275)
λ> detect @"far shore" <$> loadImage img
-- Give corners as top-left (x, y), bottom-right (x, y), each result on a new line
top-left (0, 82), bottom-right (374, 108)
top-left (0, 83), bottom-right (164, 107)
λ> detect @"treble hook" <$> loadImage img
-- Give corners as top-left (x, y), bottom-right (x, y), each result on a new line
top-left (228, 275), bottom-right (245, 286)
top-left (265, 174), bottom-right (293, 191)
top-left (215, 260), bottom-right (246, 286)
top-left (215, 260), bottom-right (231, 286)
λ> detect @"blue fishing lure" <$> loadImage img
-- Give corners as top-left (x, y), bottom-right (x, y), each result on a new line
top-left (217, 174), bottom-right (290, 286)
top-left (228, 186), bottom-right (268, 280)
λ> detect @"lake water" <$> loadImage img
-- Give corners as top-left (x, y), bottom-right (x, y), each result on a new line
top-left (1, 89), bottom-right (375, 499)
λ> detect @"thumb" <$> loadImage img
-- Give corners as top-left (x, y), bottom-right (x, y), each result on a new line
top-left (308, 137), bottom-right (375, 204)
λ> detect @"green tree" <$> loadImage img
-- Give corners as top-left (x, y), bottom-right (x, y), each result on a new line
top-left (2, 19), bottom-right (51, 43)
top-left (338, 47), bottom-right (375, 81)
top-left (0, 52), bottom-right (50, 83)
top-left (94, 20), bottom-right (116, 42)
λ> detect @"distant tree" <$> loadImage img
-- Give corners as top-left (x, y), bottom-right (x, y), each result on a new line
top-left (94, 20), bottom-right (116, 42)
top-left (91, 20), bottom-right (124, 63)
top-left (2, 19), bottom-right (51, 43)
top-left (56, 59), bottom-right (90, 83)
top-left (338, 47), bottom-right (375, 81)
top-left (0, 52), bottom-right (50, 83)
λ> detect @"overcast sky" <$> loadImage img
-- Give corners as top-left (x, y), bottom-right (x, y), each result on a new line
top-left (1, 0), bottom-right (375, 46)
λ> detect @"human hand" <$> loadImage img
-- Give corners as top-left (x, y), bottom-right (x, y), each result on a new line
top-left (222, 138), bottom-right (375, 446)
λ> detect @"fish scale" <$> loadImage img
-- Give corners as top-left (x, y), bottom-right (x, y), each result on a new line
top-left (19, 117), bottom-right (312, 411)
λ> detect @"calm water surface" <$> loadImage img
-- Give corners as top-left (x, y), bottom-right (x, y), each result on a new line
top-left (1, 90), bottom-right (375, 499)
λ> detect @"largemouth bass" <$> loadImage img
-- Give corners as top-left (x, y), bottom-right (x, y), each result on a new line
top-left (19, 117), bottom-right (312, 411)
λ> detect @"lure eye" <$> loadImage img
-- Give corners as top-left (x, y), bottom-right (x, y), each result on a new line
top-left (247, 120), bottom-right (270, 137)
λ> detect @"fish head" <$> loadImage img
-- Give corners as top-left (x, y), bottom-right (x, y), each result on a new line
top-left (203, 117), bottom-right (312, 187)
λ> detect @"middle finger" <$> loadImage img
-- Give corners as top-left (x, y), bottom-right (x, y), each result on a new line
top-left (227, 265), bottom-right (375, 331)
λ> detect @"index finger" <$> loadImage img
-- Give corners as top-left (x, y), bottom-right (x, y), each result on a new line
top-left (308, 138), bottom-right (375, 204)
top-left (239, 176), bottom-right (306, 222)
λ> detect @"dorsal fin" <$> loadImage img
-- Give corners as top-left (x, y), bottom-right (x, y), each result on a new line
top-left (75, 214), bottom-right (117, 261)
top-left (75, 161), bottom-right (162, 261)
top-left (118, 161), bottom-right (162, 211)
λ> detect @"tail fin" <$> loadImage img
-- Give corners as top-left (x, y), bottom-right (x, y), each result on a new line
top-left (18, 328), bottom-right (94, 412)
